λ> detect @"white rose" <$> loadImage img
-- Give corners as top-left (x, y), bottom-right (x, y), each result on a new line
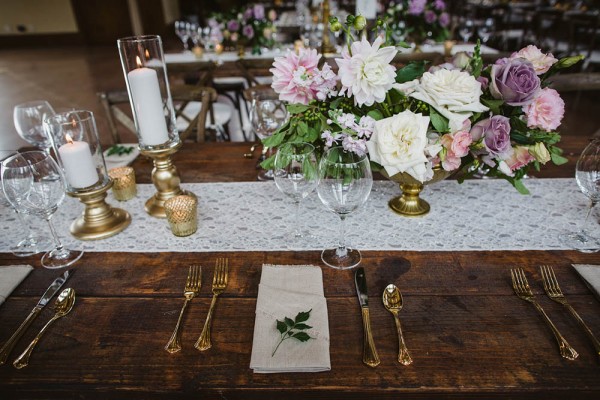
top-left (366, 110), bottom-right (431, 182)
top-left (410, 69), bottom-right (489, 132)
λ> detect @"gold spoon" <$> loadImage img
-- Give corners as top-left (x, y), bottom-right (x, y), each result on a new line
top-left (382, 284), bottom-right (413, 365)
top-left (13, 288), bottom-right (76, 369)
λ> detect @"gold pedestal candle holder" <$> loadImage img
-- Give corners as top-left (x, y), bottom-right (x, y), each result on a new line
top-left (67, 180), bottom-right (131, 240)
top-left (320, 0), bottom-right (336, 55)
top-left (140, 140), bottom-right (196, 218)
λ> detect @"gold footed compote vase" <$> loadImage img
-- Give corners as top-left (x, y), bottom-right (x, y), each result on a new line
top-left (382, 167), bottom-right (452, 217)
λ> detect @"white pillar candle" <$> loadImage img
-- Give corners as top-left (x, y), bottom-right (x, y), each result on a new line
top-left (127, 59), bottom-right (170, 146)
top-left (58, 136), bottom-right (98, 189)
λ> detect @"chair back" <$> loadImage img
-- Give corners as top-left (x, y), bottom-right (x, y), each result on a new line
top-left (236, 58), bottom-right (275, 87)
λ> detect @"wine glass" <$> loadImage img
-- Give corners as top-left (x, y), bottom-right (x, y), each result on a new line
top-left (249, 92), bottom-right (289, 181)
top-left (1, 151), bottom-right (84, 268)
top-left (317, 147), bottom-right (373, 269)
top-left (175, 21), bottom-right (191, 51)
top-left (459, 19), bottom-right (474, 43)
top-left (274, 142), bottom-right (318, 240)
top-left (560, 139), bottom-right (600, 253)
top-left (477, 18), bottom-right (495, 44)
top-left (13, 100), bottom-right (55, 152)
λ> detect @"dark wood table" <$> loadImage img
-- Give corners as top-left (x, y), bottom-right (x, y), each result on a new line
top-left (1, 140), bottom-right (599, 399)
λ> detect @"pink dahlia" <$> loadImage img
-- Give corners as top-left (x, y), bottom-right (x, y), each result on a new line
top-left (523, 87), bottom-right (565, 131)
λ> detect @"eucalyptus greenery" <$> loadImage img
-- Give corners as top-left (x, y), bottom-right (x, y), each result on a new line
top-left (272, 309), bottom-right (314, 357)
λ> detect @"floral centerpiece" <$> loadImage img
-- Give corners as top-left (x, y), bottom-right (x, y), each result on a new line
top-left (262, 16), bottom-right (582, 201)
top-left (384, 0), bottom-right (451, 45)
top-left (210, 4), bottom-right (277, 54)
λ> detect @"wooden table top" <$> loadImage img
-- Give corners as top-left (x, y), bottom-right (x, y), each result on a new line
top-left (1, 138), bottom-right (599, 399)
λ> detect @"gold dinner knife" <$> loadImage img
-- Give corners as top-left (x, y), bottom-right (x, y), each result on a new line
top-left (0, 270), bottom-right (73, 366)
top-left (355, 267), bottom-right (380, 367)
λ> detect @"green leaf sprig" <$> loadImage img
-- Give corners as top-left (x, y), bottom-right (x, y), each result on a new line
top-left (272, 309), bottom-right (314, 357)
top-left (106, 145), bottom-right (134, 157)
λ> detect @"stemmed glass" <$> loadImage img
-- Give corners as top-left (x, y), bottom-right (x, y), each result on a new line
top-left (477, 18), bottom-right (495, 44)
top-left (1, 151), bottom-right (84, 268)
top-left (175, 21), bottom-right (191, 51)
top-left (459, 19), bottom-right (474, 43)
top-left (13, 101), bottom-right (55, 152)
top-left (317, 147), bottom-right (373, 269)
top-left (273, 142), bottom-right (318, 240)
top-left (560, 139), bottom-right (600, 253)
top-left (250, 93), bottom-right (289, 181)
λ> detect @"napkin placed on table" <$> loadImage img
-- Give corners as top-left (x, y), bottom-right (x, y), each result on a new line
top-left (572, 264), bottom-right (600, 302)
top-left (250, 264), bottom-right (330, 373)
top-left (0, 265), bottom-right (33, 306)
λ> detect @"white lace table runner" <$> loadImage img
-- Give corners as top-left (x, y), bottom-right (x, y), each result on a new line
top-left (0, 179), bottom-right (593, 252)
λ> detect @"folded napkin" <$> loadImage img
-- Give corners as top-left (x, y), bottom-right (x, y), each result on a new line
top-left (0, 265), bottom-right (33, 306)
top-left (250, 264), bottom-right (330, 373)
top-left (573, 264), bottom-right (600, 302)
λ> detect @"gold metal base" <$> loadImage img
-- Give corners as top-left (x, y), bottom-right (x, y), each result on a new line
top-left (388, 183), bottom-right (430, 216)
top-left (140, 141), bottom-right (195, 218)
top-left (68, 181), bottom-right (131, 240)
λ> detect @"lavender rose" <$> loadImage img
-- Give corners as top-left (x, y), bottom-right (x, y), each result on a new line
top-left (227, 20), bottom-right (240, 32)
top-left (489, 58), bottom-right (540, 106)
top-left (439, 12), bottom-right (450, 27)
top-left (243, 24), bottom-right (255, 39)
top-left (253, 4), bottom-right (265, 20)
top-left (424, 10), bottom-right (437, 24)
top-left (471, 115), bottom-right (512, 157)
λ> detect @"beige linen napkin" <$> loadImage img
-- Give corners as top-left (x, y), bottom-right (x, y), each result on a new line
top-left (572, 264), bottom-right (600, 302)
top-left (0, 265), bottom-right (33, 306)
top-left (250, 264), bottom-right (330, 373)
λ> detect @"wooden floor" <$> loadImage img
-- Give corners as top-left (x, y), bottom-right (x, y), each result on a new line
top-left (0, 45), bottom-right (599, 152)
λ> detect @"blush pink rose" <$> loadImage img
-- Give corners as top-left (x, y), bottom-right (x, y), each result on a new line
top-left (450, 130), bottom-right (473, 158)
top-left (510, 45), bottom-right (558, 75)
top-left (505, 146), bottom-right (534, 171)
top-left (440, 134), bottom-right (463, 171)
top-left (523, 87), bottom-right (565, 131)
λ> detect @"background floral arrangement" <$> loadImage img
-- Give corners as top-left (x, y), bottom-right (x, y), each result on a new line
top-left (384, 0), bottom-right (451, 45)
top-left (210, 4), bottom-right (276, 54)
top-left (263, 16), bottom-right (582, 194)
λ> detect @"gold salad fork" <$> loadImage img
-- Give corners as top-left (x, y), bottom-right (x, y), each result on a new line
top-left (195, 258), bottom-right (229, 351)
top-left (165, 265), bottom-right (201, 354)
top-left (510, 268), bottom-right (578, 360)
top-left (540, 265), bottom-right (600, 361)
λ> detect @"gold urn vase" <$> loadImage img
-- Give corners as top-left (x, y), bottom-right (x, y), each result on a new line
top-left (381, 167), bottom-right (452, 217)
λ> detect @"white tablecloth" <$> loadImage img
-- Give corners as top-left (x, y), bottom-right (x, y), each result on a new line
top-left (0, 179), bottom-right (595, 253)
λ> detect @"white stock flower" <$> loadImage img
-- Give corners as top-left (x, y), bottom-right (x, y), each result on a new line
top-left (366, 110), bottom-right (432, 182)
top-left (335, 36), bottom-right (397, 107)
top-left (410, 69), bottom-right (489, 132)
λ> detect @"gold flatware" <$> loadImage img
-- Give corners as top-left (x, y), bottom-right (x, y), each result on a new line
top-left (13, 288), bottom-right (76, 369)
top-left (383, 284), bottom-right (413, 365)
top-left (243, 143), bottom-right (259, 159)
top-left (540, 265), bottom-right (600, 360)
top-left (195, 258), bottom-right (228, 351)
top-left (354, 267), bottom-right (380, 367)
top-left (510, 268), bottom-right (578, 360)
top-left (165, 265), bottom-right (201, 354)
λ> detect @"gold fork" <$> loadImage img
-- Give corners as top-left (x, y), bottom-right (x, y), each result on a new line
top-left (510, 268), bottom-right (578, 360)
top-left (195, 258), bottom-right (229, 351)
top-left (540, 265), bottom-right (600, 361)
top-left (165, 265), bottom-right (201, 354)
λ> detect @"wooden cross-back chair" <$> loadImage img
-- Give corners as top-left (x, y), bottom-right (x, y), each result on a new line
top-left (236, 58), bottom-right (276, 87)
top-left (97, 85), bottom-right (218, 144)
top-left (392, 52), bottom-right (444, 68)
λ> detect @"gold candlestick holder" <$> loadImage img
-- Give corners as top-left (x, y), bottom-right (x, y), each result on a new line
top-left (140, 140), bottom-right (196, 218)
top-left (67, 180), bottom-right (131, 240)
top-left (321, 0), bottom-right (336, 55)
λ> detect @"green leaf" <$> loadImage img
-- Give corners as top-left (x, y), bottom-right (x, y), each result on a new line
top-left (367, 109), bottom-right (384, 121)
top-left (292, 332), bottom-right (312, 342)
top-left (287, 104), bottom-right (309, 114)
top-left (298, 121), bottom-right (309, 137)
top-left (554, 55), bottom-right (585, 70)
top-left (396, 61), bottom-right (426, 83)
top-left (284, 317), bottom-right (294, 327)
top-left (429, 106), bottom-right (449, 133)
top-left (260, 154), bottom-right (276, 170)
top-left (512, 179), bottom-right (530, 195)
top-left (551, 152), bottom-right (568, 165)
top-left (262, 131), bottom-right (286, 148)
top-left (276, 320), bottom-right (287, 334)
top-left (293, 323), bottom-right (312, 330)
top-left (480, 98), bottom-right (503, 115)
top-left (294, 309), bottom-right (312, 323)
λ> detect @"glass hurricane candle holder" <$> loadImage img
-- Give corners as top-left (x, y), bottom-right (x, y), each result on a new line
top-left (118, 34), bottom-right (194, 218)
top-left (45, 110), bottom-right (131, 240)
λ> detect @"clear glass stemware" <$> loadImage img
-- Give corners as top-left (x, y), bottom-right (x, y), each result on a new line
top-left (560, 139), bottom-right (600, 253)
top-left (274, 142), bottom-right (318, 240)
top-left (13, 100), bottom-right (55, 152)
top-left (1, 151), bottom-right (83, 268)
top-left (317, 147), bottom-right (373, 269)
top-left (175, 21), bottom-right (191, 51)
top-left (459, 19), bottom-right (474, 43)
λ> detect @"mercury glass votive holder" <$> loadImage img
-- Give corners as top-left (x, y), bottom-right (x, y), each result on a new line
top-left (164, 195), bottom-right (198, 237)
top-left (108, 166), bottom-right (137, 201)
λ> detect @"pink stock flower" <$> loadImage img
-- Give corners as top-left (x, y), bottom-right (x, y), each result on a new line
top-left (510, 45), bottom-right (558, 75)
top-left (523, 87), bottom-right (565, 131)
top-left (440, 134), bottom-right (462, 171)
top-left (450, 130), bottom-right (473, 158)
top-left (505, 146), bottom-right (534, 172)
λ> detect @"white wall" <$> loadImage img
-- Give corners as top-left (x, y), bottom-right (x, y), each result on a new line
top-left (0, 0), bottom-right (78, 35)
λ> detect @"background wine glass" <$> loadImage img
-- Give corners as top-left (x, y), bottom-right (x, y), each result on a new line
top-left (1, 151), bottom-right (83, 268)
top-left (317, 147), bottom-right (373, 269)
top-left (249, 93), bottom-right (289, 181)
top-left (13, 100), bottom-right (55, 152)
top-left (560, 139), bottom-right (600, 253)
top-left (459, 19), bottom-right (474, 43)
top-left (174, 21), bottom-right (191, 51)
top-left (477, 18), bottom-right (495, 44)
top-left (274, 142), bottom-right (318, 240)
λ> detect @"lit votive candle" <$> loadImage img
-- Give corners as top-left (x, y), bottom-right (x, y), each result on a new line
top-left (58, 134), bottom-right (98, 189)
top-left (164, 195), bottom-right (198, 237)
top-left (127, 56), bottom-right (170, 146)
top-left (108, 166), bottom-right (137, 201)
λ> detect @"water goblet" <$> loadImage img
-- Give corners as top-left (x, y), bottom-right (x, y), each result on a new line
top-left (13, 100), bottom-right (55, 152)
top-left (249, 92), bottom-right (289, 181)
top-left (1, 151), bottom-right (84, 269)
top-left (459, 19), bottom-right (474, 43)
top-left (175, 21), bottom-right (191, 51)
top-left (273, 142), bottom-right (318, 240)
top-left (559, 139), bottom-right (600, 253)
top-left (317, 147), bottom-right (373, 269)
top-left (477, 18), bottom-right (495, 44)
